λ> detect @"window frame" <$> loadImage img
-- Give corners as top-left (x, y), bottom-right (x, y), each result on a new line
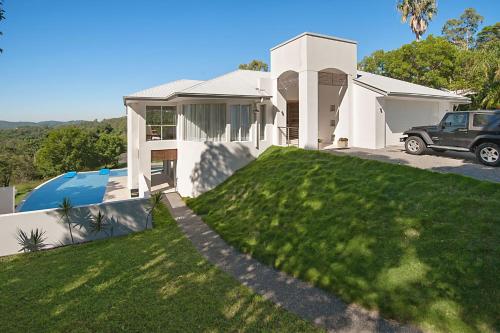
top-left (146, 105), bottom-right (177, 141)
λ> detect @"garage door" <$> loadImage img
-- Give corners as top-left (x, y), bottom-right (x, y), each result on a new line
top-left (384, 99), bottom-right (443, 146)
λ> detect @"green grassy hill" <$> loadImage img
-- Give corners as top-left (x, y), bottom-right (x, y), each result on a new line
top-left (0, 204), bottom-right (318, 332)
top-left (188, 146), bottom-right (500, 333)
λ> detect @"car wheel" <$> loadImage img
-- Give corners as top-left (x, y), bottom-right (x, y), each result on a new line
top-left (476, 142), bottom-right (500, 167)
top-left (405, 136), bottom-right (426, 155)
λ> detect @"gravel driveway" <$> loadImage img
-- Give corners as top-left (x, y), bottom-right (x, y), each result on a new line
top-left (325, 146), bottom-right (500, 183)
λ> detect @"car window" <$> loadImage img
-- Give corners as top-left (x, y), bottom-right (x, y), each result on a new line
top-left (443, 113), bottom-right (467, 127)
top-left (472, 113), bottom-right (495, 127)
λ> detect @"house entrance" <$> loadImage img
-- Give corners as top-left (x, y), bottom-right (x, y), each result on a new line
top-left (151, 149), bottom-right (177, 191)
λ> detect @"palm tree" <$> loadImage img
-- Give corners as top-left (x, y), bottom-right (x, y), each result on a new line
top-left (146, 192), bottom-right (164, 229)
top-left (397, 0), bottom-right (438, 41)
top-left (57, 197), bottom-right (75, 244)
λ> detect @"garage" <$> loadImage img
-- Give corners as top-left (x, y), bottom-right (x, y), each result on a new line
top-left (353, 71), bottom-right (470, 149)
top-left (383, 98), bottom-right (447, 146)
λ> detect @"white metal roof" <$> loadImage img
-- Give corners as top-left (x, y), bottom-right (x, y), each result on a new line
top-left (180, 70), bottom-right (271, 98)
top-left (127, 79), bottom-right (203, 99)
top-left (125, 70), bottom-right (271, 102)
top-left (354, 71), bottom-right (470, 103)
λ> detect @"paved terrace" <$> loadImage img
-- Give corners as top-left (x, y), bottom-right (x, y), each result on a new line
top-left (103, 176), bottom-right (129, 202)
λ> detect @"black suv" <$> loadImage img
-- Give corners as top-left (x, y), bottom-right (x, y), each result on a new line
top-left (401, 110), bottom-right (500, 166)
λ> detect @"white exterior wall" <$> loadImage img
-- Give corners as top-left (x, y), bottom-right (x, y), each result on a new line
top-left (127, 99), bottom-right (274, 197)
top-left (271, 34), bottom-right (357, 149)
top-left (352, 84), bottom-right (384, 149)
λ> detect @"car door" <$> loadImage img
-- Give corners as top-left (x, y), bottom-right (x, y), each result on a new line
top-left (438, 112), bottom-right (470, 147)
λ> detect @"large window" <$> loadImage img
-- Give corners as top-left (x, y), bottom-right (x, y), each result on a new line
top-left (146, 106), bottom-right (177, 141)
top-left (230, 104), bottom-right (251, 141)
top-left (183, 104), bottom-right (226, 142)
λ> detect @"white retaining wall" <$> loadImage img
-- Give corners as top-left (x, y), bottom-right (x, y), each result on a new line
top-left (0, 198), bottom-right (150, 257)
top-left (0, 186), bottom-right (15, 214)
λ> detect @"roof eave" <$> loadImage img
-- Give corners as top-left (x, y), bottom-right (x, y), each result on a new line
top-left (169, 93), bottom-right (272, 100)
top-left (387, 92), bottom-right (471, 103)
top-left (123, 92), bottom-right (272, 104)
top-left (353, 79), bottom-right (388, 95)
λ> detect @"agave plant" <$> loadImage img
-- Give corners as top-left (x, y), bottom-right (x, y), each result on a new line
top-left (89, 210), bottom-right (110, 236)
top-left (57, 197), bottom-right (75, 244)
top-left (16, 228), bottom-right (47, 253)
top-left (146, 191), bottom-right (164, 229)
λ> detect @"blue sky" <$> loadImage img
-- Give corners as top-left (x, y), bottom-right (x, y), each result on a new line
top-left (0, 0), bottom-right (498, 122)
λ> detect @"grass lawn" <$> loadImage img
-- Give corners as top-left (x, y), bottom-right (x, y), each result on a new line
top-left (187, 146), bottom-right (500, 333)
top-left (14, 179), bottom-right (44, 205)
top-left (0, 203), bottom-right (320, 332)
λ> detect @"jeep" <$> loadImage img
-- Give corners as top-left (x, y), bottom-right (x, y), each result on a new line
top-left (401, 110), bottom-right (500, 166)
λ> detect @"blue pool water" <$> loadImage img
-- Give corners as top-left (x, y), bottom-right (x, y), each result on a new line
top-left (19, 169), bottom-right (127, 212)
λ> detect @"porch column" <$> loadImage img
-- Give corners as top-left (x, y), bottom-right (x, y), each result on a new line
top-left (298, 70), bottom-right (319, 149)
top-left (127, 104), bottom-right (139, 190)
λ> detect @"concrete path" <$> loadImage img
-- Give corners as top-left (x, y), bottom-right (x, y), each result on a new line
top-left (325, 146), bottom-right (500, 183)
top-left (164, 192), bottom-right (420, 333)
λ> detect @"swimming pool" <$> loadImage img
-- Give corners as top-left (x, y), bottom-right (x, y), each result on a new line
top-left (18, 169), bottom-right (127, 212)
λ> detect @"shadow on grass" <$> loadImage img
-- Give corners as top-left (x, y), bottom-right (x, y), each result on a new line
top-left (188, 146), bottom-right (500, 333)
top-left (0, 204), bottom-right (318, 333)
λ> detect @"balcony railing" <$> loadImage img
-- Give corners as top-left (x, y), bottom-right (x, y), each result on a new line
top-left (278, 127), bottom-right (299, 147)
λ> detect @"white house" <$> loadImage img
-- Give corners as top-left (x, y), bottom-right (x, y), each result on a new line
top-left (124, 32), bottom-right (469, 197)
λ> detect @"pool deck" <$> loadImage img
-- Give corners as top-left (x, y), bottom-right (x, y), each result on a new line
top-left (103, 176), bottom-right (129, 202)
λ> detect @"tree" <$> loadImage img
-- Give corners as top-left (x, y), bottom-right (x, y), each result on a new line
top-left (239, 60), bottom-right (269, 72)
top-left (35, 126), bottom-right (99, 177)
top-left (0, 157), bottom-right (13, 186)
top-left (95, 133), bottom-right (125, 167)
top-left (359, 35), bottom-right (458, 89)
top-left (57, 197), bottom-right (75, 244)
top-left (397, 0), bottom-right (437, 41)
top-left (442, 8), bottom-right (484, 49)
top-left (476, 23), bottom-right (500, 49)
top-left (0, 0), bottom-right (5, 53)
top-left (357, 50), bottom-right (386, 75)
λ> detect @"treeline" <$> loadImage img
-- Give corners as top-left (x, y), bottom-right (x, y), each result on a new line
top-left (0, 117), bottom-right (126, 187)
top-left (359, 9), bottom-right (499, 110)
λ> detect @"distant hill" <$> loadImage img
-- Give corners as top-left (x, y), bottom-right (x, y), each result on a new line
top-left (0, 120), bottom-right (84, 129)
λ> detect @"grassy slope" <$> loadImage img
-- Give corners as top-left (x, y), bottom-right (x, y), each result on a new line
top-left (0, 204), bottom-right (320, 332)
top-left (188, 147), bottom-right (500, 333)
